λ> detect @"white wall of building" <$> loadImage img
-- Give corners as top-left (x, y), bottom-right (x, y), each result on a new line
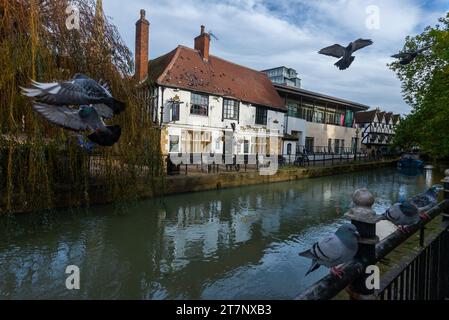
top-left (158, 87), bottom-right (285, 155)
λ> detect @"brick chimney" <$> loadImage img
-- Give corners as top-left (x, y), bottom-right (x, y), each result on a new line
top-left (135, 9), bottom-right (149, 81)
top-left (194, 25), bottom-right (210, 61)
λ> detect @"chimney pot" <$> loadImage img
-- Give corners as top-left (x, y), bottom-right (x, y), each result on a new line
top-left (201, 25), bottom-right (205, 34)
top-left (140, 9), bottom-right (146, 19)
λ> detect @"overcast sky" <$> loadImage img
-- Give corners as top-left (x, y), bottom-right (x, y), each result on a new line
top-left (101, 0), bottom-right (449, 115)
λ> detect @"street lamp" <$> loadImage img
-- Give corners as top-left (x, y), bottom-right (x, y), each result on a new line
top-left (354, 127), bottom-right (360, 161)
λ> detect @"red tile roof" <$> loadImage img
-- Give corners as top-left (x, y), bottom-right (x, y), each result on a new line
top-left (147, 46), bottom-right (286, 111)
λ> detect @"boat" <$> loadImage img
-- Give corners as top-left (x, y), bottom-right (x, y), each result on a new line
top-left (397, 152), bottom-right (424, 168)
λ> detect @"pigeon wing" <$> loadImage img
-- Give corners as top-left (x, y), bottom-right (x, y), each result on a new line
top-left (93, 104), bottom-right (114, 119)
top-left (33, 103), bottom-right (89, 131)
top-left (352, 39), bottom-right (373, 52)
top-left (318, 44), bottom-right (346, 58)
top-left (310, 235), bottom-right (343, 266)
top-left (391, 53), bottom-right (409, 59)
top-left (26, 80), bottom-right (89, 105)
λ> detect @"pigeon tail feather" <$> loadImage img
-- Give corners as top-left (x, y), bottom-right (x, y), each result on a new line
top-left (107, 98), bottom-right (126, 115)
top-left (335, 56), bottom-right (355, 70)
top-left (305, 260), bottom-right (321, 276)
top-left (88, 125), bottom-right (121, 147)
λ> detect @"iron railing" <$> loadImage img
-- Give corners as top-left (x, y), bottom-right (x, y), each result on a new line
top-left (295, 171), bottom-right (449, 300)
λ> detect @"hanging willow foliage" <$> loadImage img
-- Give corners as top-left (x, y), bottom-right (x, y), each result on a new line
top-left (0, 0), bottom-right (164, 214)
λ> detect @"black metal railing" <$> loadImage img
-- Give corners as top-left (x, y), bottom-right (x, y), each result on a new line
top-left (295, 171), bottom-right (449, 300)
top-left (163, 151), bottom-right (383, 176)
top-left (378, 224), bottom-right (449, 300)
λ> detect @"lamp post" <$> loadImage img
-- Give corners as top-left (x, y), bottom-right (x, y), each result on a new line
top-left (354, 127), bottom-right (360, 161)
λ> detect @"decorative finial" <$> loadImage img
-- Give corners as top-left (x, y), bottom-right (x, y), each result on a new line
top-left (353, 188), bottom-right (375, 208)
top-left (345, 188), bottom-right (380, 223)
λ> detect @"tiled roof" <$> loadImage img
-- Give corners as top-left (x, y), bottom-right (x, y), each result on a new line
top-left (384, 112), bottom-right (393, 123)
top-left (354, 110), bottom-right (377, 123)
top-left (147, 46), bottom-right (286, 111)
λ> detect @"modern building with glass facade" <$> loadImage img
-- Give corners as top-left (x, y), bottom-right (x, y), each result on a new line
top-left (261, 66), bottom-right (302, 89)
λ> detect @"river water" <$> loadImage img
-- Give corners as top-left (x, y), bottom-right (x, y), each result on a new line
top-left (0, 167), bottom-right (445, 299)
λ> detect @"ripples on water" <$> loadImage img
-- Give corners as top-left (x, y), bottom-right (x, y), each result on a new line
top-left (0, 167), bottom-right (444, 299)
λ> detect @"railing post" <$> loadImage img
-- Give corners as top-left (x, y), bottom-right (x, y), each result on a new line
top-left (345, 188), bottom-right (381, 300)
top-left (442, 169), bottom-right (449, 222)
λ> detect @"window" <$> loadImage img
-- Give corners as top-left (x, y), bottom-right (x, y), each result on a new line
top-left (181, 130), bottom-right (212, 153)
top-left (169, 135), bottom-right (180, 153)
top-left (255, 106), bottom-right (268, 125)
top-left (244, 140), bottom-right (249, 154)
top-left (171, 102), bottom-right (180, 121)
top-left (223, 99), bottom-right (239, 120)
top-left (190, 93), bottom-right (209, 116)
top-left (328, 139), bottom-right (332, 153)
top-left (287, 143), bottom-right (292, 155)
top-left (314, 110), bottom-right (325, 123)
top-left (305, 137), bottom-right (314, 154)
top-left (251, 136), bottom-right (266, 154)
top-left (335, 139), bottom-right (340, 154)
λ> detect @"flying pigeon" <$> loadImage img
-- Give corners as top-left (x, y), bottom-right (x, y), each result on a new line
top-left (318, 39), bottom-right (373, 70)
top-left (382, 201), bottom-right (420, 233)
top-left (33, 103), bottom-right (121, 147)
top-left (391, 45), bottom-right (431, 65)
top-left (408, 185), bottom-right (443, 220)
top-left (298, 224), bottom-right (359, 279)
top-left (21, 74), bottom-right (126, 115)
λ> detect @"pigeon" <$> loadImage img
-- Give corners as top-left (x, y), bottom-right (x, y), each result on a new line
top-left (33, 103), bottom-right (121, 146)
top-left (391, 45), bottom-right (431, 65)
top-left (318, 39), bottom-right (373, 70)
top-left (21, 74), bottom-right (126, 115)
top-left (408, 185), bottom-right (443, 220)
top-left (382, 201), bottom-right (420, 233)
top-left (298, 224), bottom-right (359, 279)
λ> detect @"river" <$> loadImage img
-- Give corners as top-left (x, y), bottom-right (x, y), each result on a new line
top-left (0, 167), bottom-right (444, 299)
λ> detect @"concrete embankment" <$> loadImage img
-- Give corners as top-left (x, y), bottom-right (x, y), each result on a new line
top-left (3, 160), bottom-right (396, 214)
top-left (161, 160), bottom-right (396, 196)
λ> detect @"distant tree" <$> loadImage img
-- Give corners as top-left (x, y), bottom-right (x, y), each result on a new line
top-left (390, 13), bottom-right (449, 159)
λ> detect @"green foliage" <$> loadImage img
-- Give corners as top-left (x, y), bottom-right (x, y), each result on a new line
top-left (0, 0), bottom-right (163, 214)
top-left (390, 13), bottom-right (449, 159)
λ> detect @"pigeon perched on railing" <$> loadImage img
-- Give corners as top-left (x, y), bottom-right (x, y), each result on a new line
top-left (21, 74), bottom-right (126, 115)
top-left (318, 39), bottom-right (373, 70)
top-left (298, 224), bottom-right (359, 279)
top-left (33, 103), bottom-right (121, 147)
top-left (391, 45), bottom-right (431, 65)
top-left (382, 201), bottom-right (420, 233)
top-left (408, 185), bottom-right (443, 220)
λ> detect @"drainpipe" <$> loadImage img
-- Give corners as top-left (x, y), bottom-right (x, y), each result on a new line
top-left (160, 87), bottom-right (165, 128)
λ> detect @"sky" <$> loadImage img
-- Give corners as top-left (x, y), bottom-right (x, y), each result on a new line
top-left (101, 0), bottom-right (449, 115)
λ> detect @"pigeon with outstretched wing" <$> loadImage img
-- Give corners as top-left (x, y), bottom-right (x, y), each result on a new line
top-left (319, 39), bottom-right (373, 70)
top-left (21, 74), bottom-right (125, 115)
top-left (33, 103), bottom-right (121, 147)
top-left (392, 45), bottom-right (431, 65)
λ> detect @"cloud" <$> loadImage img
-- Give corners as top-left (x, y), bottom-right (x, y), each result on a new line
top-left (101, 0), bottom-right (449, 115)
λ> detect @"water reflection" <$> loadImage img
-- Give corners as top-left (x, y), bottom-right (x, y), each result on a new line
top-left (0, 167), bottom-right (444, 299)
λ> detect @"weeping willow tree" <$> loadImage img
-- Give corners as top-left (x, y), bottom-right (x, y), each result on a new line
top-left (0, 0), bottom-right (164, 214)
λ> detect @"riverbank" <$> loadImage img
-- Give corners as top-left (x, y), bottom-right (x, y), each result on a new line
top-left (2, 159), bottom-right (397, 214)
top-left (162, 159), bottom-right (396, 196)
